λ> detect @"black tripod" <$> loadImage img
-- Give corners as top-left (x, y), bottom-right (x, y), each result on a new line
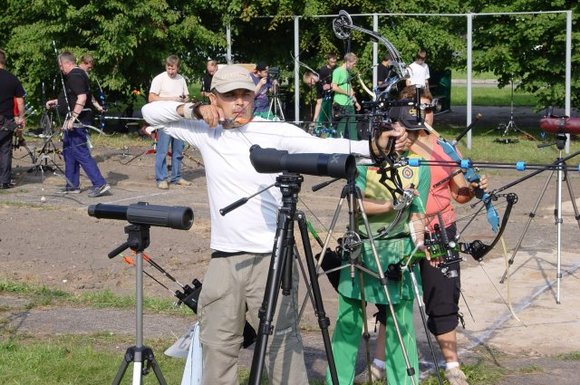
top-left (25, 111), bottom-right (67, 176)
top-left (500, 134), bottom-right (580, 303)
top-left (248, 173), bottom-right (338, 385)
top-left (109, 224), bottom-right (168, 385)
top-left (493, 78), bottom-right (536, 142)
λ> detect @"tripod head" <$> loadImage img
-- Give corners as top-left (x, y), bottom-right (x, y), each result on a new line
top-left (537, 132), bottom-right (568, 151)
top-left (88, 202), bottom-right (193, 256)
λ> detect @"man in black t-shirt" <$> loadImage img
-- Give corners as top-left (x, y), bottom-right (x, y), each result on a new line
top-left (45, 51), bottom-right (110, 197)
top-left (377, 54), bottom-right (395, 90)
top-left (314, 53), bottom-right (337, 134)
top-left (200, 59), bottom-right (218, 101)
top-left (0, 49), bottom-right (26, 189)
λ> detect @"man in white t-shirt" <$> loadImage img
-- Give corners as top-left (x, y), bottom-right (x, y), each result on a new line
top-left (141, 64), bottom-right (409, 385)
top-left (148, 55), bottom-right (192, 189)
top-left (406, 49), bottom-right (430, 89)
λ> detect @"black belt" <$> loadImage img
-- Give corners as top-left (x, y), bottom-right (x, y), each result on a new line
top-left (359, 232), bottom-right (410, 241)
top-left (211, 250), bottom-right (250, 258)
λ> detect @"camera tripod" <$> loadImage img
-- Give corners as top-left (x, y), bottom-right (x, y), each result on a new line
top-left (493, 78), bottom-right (536, 142)
top-left (109, 224), bottom-right (168, 385)
top-left (247, 172), bottom-right (338, 385)
top-left (499, 134), bottom-right (580, 303)
top-left (268, 84), bottom-right (285, 121)
top-left (24, 111), bottom-right (68, 179)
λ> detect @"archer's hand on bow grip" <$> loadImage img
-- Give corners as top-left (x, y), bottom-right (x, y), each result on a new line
top-left (371, 126), bottom-right (408, 158)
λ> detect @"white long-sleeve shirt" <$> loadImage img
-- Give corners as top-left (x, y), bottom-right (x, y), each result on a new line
top-left (142, 101), bottom-right (370, 253)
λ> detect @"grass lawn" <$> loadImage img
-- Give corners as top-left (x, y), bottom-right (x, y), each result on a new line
top-left (451, 84), bottom-right (537, 107)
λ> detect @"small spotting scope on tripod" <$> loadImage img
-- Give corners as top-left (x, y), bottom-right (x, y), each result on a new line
top-left (88, 202), bottom-right (193, 385)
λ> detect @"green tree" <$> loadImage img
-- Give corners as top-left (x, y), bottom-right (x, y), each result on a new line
top-left (470, 0), bottom-right (580, 109)
top-left (0, 0), bottom-right (225, 108)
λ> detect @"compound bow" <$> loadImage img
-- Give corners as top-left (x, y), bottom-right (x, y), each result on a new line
top-left (332, 10), bottom-right (411, 209)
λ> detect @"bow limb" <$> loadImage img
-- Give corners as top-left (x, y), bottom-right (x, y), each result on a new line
top-left (429, 120), bottom-right (501, 233)
top-left (332, 10), bottom-right (409, 80)
top-left (81, 122), bottom-right (112, 136)
top-left (290, 51), bottom-right (319, 77)
top-left (459, 192), bottom-right (518, 261)
top-left (356, 73), bottom-right (376, 100)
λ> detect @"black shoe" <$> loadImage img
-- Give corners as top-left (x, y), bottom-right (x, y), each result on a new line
top-left (0, 183), bottom-right (14, 189)
top-left (58, 186), bottom-right (82, 194)
top-left (88, 183), bottom-right (111, 198)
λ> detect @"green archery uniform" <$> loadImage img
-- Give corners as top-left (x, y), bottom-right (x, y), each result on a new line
top-left (332, 66), bottom-right (358, 140)
top-left (327, 155), bottom-right (430, 385)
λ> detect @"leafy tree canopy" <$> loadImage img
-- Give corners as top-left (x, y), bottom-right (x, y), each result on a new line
top-left (0, 0), bottom-right (577, 110)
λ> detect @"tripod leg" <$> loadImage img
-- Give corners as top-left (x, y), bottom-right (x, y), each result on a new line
top-left (248, 209), bottom-right (294, 385)
top-left (556, 159), bottom-right (564, 304)
top-left (500, 170), bottom-right (554, 283)
top-left (143, 347), bottom-right (168, 385)
top-left (111, 347), bottom-right (135, 385)
top-left (563, 168), bottom-right (580, 230)
top-left (355, 193), bottom-right (417, 385)
top-left (355, 267), bottom-right (374, 385)
top-left (276, 97), bottom-right (285, 121)
top-left (296, 212), bottom-right (339, 385)
top-left (406, 265), bottom-right (445, 385)
top-left (299, 194), bottom-right (349, 316)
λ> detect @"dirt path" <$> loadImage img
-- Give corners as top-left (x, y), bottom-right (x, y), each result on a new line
top-left (1, 115), bottom-right (580, 382)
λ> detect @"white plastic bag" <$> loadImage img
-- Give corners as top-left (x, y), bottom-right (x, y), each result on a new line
top-left (180, 321), bottom-right (203, 385)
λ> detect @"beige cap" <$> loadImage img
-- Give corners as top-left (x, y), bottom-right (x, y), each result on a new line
top-left (210, 64), bottom-right (256, 93)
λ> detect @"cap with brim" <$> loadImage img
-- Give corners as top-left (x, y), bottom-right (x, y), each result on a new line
top-left (389, 100), bottom-right (426, 130)
top-left (211, 65), bottom-right (256, 94)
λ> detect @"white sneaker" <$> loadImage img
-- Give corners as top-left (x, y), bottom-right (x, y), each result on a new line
top-left (354, 363), bottom-right (385, 384)
top-left (445, 367), bottom-right (470, 385)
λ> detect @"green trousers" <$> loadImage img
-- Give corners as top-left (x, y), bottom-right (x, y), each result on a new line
top-left (335, 104), bottom-right (358, 140)
top-left (326, 294), bottom-right (419, 385)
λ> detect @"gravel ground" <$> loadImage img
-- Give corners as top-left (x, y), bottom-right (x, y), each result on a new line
top-left (1, 106), bottom-right (579, 383)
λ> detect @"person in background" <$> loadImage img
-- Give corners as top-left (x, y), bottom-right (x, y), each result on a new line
top-left (332, 52), bottom-right (361, 140)
top-left (406, 49), bottom-right (430, 89)
top-left (45, 51), bottom-right (110, 197)
top-left (250, 62), bottom-right (274, 118)
top-left (0, 48), bottom-right (25, 189)
top-left (315, 53), bottom-right (338, 132)
top-left (148, 54), bottom-right (192, 189)
top-left (200, 59), bottom-right (218, 100)
top-left (78, 54), bottom-right (105, 114)
top-left (377, 54), bottom-right (395, 89)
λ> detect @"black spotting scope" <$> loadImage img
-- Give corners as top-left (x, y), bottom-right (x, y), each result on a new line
top-left (88, 202), bottom-right (194, 230)
top-left (249, 145), bottom-right (356, 180)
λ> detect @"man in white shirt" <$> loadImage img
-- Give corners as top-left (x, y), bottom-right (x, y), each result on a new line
top-left (406, 49), bottom-right (430, 89)
top-left (141, 64), bottom-right (408, 385)
top-left (148, 55), bottom-right (192, 189)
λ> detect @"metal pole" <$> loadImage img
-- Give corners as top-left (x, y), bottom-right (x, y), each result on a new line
top-left (226, 23), bottom-right (232, 64)
top-left (565, 10), bottom-right (572, 153)
top-left (294, 16), bottom-right (300, 125)
top-left (466, 13), bottom-right (473, 149)
top-left (373, 13), bottom-right (379, 89)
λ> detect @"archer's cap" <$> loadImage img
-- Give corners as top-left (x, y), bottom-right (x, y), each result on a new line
top-left (211, 65), bottom-right (256, 93)
top-left (389, 100), bottom-right (426, 130)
